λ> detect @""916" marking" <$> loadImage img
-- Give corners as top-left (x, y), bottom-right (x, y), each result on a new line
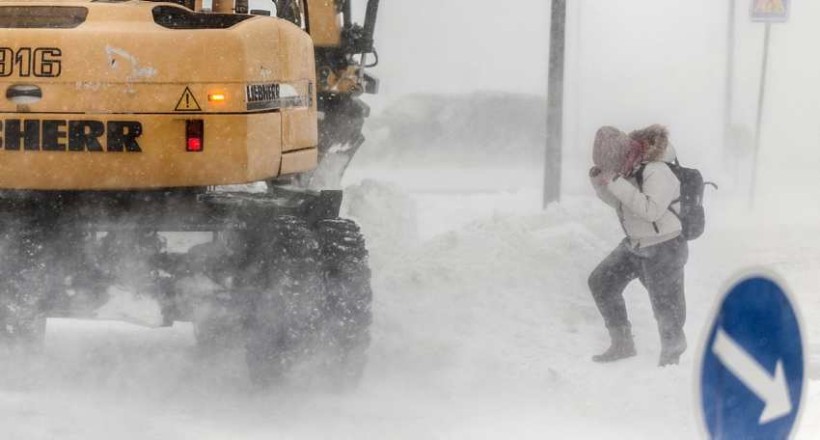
top-left (0, 48), bottom-right (62, 78)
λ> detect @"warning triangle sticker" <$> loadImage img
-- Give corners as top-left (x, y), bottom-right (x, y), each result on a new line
top-left (175, 87), bottom-right (201, 111)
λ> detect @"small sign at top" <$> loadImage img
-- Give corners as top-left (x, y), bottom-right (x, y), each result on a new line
top-left (751, 0), bottom-right (790, 23)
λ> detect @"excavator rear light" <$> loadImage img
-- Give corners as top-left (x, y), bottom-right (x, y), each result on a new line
top-left (208, 93), bottom-right (226, 103)
top-left (185, 120), bottom-right (204, 152)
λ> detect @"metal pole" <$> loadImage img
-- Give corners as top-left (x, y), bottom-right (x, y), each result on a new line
top-left (343, 0), bottom-right (352, 28)
top-left (544, 0), bottom-right (566, 207)
top-left (723, 0), bottom-right (736, 150)
top-left (361, 0), bottom-right (381, 53)
top-left (750, 23), bottom-right (771, 207)
top-left (572, 0), bottom-right (583, 169)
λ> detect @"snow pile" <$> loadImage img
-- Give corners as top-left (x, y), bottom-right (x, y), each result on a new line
top-left (358, 186), bottom-right (614, 387)
top-left (343, 179), bottom-right (419, 261)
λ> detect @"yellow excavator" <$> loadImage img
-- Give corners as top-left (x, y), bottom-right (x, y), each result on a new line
top-left (0, 0), bottom-right (380, 386)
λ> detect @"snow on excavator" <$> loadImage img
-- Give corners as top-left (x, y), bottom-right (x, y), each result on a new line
top-left (0, 0), bottom-right (379, 386)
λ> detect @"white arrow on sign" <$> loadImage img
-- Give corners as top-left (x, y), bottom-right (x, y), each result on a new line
top-left (712, 328), bottom-right (792, 424)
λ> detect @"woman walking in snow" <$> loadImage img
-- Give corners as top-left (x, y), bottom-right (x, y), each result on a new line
top-left (587, 125), bottom-right (689, 367)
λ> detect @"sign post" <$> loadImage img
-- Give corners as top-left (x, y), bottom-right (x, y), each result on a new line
top-left (724, 0), bottom-right (736, 160)
top-left (543, 0), bottom-right (565, 208)
top-left (749, 0), bottom-right (790, 207)
top-left (697, 271), bottom-right (805, 439)
top-left (750, 23), bottom-right (771, 209)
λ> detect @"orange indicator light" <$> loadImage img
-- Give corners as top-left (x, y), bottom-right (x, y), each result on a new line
top-left (208, 93), bottom-right (226, 102)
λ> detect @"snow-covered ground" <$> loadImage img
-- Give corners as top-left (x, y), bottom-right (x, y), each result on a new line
top-left (0, 165), bottom-right (817, 439)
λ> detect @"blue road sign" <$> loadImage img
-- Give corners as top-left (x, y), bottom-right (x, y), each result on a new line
top-left (698, 273), bottom-right (804, 439)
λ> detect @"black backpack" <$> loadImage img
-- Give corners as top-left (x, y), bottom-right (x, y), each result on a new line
top-left (636, 160), bottom-right (716, 241)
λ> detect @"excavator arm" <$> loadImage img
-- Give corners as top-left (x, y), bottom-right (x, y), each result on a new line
top-left (290, 0), bottom-right (381, 188)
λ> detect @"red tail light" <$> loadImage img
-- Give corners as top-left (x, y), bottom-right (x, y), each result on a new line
top-left (186, 120), bottom-right (204, 152)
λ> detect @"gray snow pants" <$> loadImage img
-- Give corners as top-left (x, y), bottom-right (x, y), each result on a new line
top-left (588, 236), bottom-right (688, 339)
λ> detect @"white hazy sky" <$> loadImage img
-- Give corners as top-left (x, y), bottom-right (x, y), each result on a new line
top-left (358, 0), bottom-right (820, 207)
top-left (353, 0), bottom-right (550, 99)
top-left (245, 0), bottom-right (550, 99)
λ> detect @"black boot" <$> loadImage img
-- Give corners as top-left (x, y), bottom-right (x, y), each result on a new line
top-left (658, 330), bottom-right (687, 367)
top-left (592, 325), bottom-right (636, 363)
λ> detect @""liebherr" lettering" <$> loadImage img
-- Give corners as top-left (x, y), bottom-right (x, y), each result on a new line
top-left (0, 120), bottom-right (142, 152)
top-left (246, 83), bottom-right (280, 103)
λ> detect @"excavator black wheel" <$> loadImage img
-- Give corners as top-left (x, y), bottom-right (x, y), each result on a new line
top-left (0, 224), bottom-right (53, 351)
top-left (243, 216), bottom-right (325, 386)
top-left (239, 215), bottom-right (372, 389)
top-left (316, 218), bottom-right (372, 389)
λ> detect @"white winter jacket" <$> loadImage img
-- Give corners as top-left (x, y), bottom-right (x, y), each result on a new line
top-left (593, 146), bottom-right (682, 250)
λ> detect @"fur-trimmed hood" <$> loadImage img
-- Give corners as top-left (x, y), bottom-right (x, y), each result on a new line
top-left (592, 126), bottom-right (632, 172)
top-left (629, 124), bottom-right (673, 162)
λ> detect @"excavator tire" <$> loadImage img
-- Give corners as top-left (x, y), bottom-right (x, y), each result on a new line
top-left (0, 226), bottom-right (52, 351)
top-left (243, 216), bottom-right (324, 386)
top-left (316, 218), bottom-right (372, 388)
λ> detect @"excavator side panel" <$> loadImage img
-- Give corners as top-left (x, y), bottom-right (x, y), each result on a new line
top-left (0, 3), bottom-right (318, 190)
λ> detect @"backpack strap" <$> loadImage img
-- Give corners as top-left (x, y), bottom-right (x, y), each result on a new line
top-left (617, 206), bottom-right (629, 237)
top-left (634, 163), bottom-right (648, 192)
top-left (667, 203), bottom-right (682, 222)
top-left (633, 164), bottom-right (660, 234)
top-left (635, 162), bottom-right (683, 234)
top-left (665, 161), bottom-right (683, 220)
